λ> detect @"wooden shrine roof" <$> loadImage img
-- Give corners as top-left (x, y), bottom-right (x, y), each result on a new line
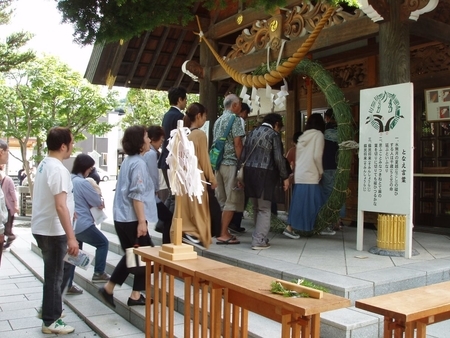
top-left (84, 0), bottom-right (450, 95)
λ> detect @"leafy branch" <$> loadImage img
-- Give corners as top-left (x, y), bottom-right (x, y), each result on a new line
top-left (270, 279), bottom-right (329, 298)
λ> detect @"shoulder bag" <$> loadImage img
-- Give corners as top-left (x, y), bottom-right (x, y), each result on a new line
top-left (209, 114), bottom-right (236, 170)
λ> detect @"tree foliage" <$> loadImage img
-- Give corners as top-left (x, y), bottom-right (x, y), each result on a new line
top-left (0, 56), bottom-right (118, 192)
top-left (55, 0), bottom-right (360, 46)
top-left (0, 0), bottom-right (35, 72)
top-left (120, 89), bottom-right (200, 129)
top-left (120, 89), bottom-right (168, 128)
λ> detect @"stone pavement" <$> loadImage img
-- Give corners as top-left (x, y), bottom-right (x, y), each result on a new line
top-left (2, 210), bottom-right (450, 337)
top-left (0, 250), bottom-right (101, 337)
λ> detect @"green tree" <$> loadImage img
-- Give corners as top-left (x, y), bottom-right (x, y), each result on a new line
top-left (0, 56), bottom-right (118, 194)
top-left (120, 89), bottom-right (168, 128)
top-left (120, 89), bottom-right (199, 129)
top-left (0, 0), bottom-right (35, 71)
top-left (55, 0), bottom-right (360, 45)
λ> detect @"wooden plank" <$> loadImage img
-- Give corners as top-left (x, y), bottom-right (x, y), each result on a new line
top-left (231, 304), bottom-right (239, 338)
top-left (153, 262), bottom-right (161, 338)
top-left (410, 16), bottom-right (450, 45)
top-left (356, 281), bottom-right (450, 323)
top-left (201, 283), bottom-right (208, 338)
top-left (207, 0), bottom-right (303, 39)
top-left (183, 276), bottom-right (191, 338)
top-left (145, 260), bottom-right (152, 338)
top-left (197, 267), bottom-right (350, 316)
top-left (223, 288), bottom-right (231, 338)
top-left (161, 269), bottom-right (167, 338)
top-left (193, 277), bottom-right (200, 338)
top-left (168, 275), bottom-right (174, 337)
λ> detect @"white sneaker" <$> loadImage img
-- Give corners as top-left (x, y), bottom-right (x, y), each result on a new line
top-left (42, 318), bottom-right (74, 334)
top-left (320, 227), bottom-right (336, 236)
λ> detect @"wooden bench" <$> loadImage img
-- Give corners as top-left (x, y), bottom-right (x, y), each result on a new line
top-left (134, 246), bottom-right (230, 338)
top-left (135, 246), bottom-right (350, 338)
top-left (355, 281), bottom-right (450, 338)
top-left (197, 266), bottom-right (351, 338)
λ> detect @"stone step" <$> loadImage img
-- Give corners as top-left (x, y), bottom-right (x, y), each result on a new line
top-left (22, 230), bottom-right (283, 338)
top-left (99, 222), bottom-right (382, 338)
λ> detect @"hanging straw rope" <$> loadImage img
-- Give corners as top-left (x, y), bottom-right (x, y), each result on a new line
top-left (194, 6), bottom-right (335, 88)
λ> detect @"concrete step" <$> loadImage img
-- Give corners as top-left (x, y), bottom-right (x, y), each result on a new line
top-left (99, 222), bottom-right (382, 338)
top-left (17, 228), bottom-right (283, 338)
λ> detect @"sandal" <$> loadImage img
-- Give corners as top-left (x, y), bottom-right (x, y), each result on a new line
top-left (216, 237), bottom-right (240, 245)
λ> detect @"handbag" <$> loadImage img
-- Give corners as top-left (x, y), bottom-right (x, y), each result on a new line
top-left (237, 130), bottom-right (268, 184)
top-left (125, 238), bottom-right (155, 268)
top-left (209, 115), bottom-right (236, 170)
top-left (207, 185), bottom-right (221, 237)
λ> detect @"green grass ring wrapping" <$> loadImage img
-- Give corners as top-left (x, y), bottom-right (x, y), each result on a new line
top-left (253, 59), bottom-right (355, 236)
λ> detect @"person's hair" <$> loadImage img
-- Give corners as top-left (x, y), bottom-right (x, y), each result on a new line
top-left (0, 139), bottom-right (7, 151)
top-left (168, 87), bottom-right (187, 106)
top-left (122, 125), bottom-right (147, 155)
top-left (46, 127), bottom-right (72, 151)
top-left (147, 126), bottom-right (165, 142)
top-left (183, 102), bottom-right (206, 128)
top-left (262, 113), bottom-right (283, 129)
top-left (292, 131), bottom-right (303, 144)
top-left (324, 108), bottom-right (335, 120)
top-left (223, 94), bottom-right (240, 109)
top-left (241, 103), bottom-right (251, 115)
top-left (71, 154), bottom-right (95, 175)
top-left (305, 113), bottom-right (325, 132)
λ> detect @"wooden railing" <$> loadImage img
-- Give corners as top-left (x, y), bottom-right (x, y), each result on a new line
top-left (135, 246), bottom-right (350, 338)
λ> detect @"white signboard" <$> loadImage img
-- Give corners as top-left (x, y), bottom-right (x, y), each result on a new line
top-left (357, 82), bottom-right (414, 257)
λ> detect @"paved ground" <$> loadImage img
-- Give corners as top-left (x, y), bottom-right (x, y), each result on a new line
top-left (0, 247), bottom-right (100, 337)
top-left (2, 179), bottom-right (450, 337)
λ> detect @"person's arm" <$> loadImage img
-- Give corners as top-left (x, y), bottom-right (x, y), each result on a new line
top-left (313, 135), bottom-right (325, 180)
top-left (128, 161), bottom-right (149, 238)
top-left (54, 192), bottom-right (79, 256)
top-left (6, 178), bottom-right (19, 214)
top-left (81, 180), bottom-right (104, 208)
top-left (233, 136), bottom-right (243, 160)
top-left (133, 199), bottom-right (147, 238)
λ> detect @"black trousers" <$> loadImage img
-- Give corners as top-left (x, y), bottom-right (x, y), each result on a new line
top-left (157, 201), bottom-right (173, 244)
top-left (110, 220), bottom-right (153, 291)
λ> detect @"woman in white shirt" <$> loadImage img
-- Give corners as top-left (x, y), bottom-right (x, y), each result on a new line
top-left (284, 114), bottom-right (325, 235)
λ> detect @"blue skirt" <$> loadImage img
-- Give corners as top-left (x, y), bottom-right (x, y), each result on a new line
top-left (287, 184), bottom-right (323, 232)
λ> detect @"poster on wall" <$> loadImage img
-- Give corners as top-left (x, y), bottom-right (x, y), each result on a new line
top-left (358, 82), bottom-right (414, 215)
top-left (425, 86), bottom-right (450, 121)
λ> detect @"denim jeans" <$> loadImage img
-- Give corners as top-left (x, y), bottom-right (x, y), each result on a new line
top-left (76, 225), bottom-right (109, 274)
top-left (321, 169), bottom-right (346, 218)
top-left (67, 225), bottom-right (109, 288)
top-left (33, 234), bottom-right (67, 326)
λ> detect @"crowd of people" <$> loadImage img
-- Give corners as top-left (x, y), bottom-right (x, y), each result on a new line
top-left (0, 87), bottom-right (344, 334)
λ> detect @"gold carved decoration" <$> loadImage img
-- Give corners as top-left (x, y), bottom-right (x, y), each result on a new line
top-left (227, 2), bottom-right (363, 60)
top-left (195, 6), bottom-right (335, 88)
top-left (236, 14), bottom-right (243, 25)
top-left (270, 19), bottom-right (278, 32)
